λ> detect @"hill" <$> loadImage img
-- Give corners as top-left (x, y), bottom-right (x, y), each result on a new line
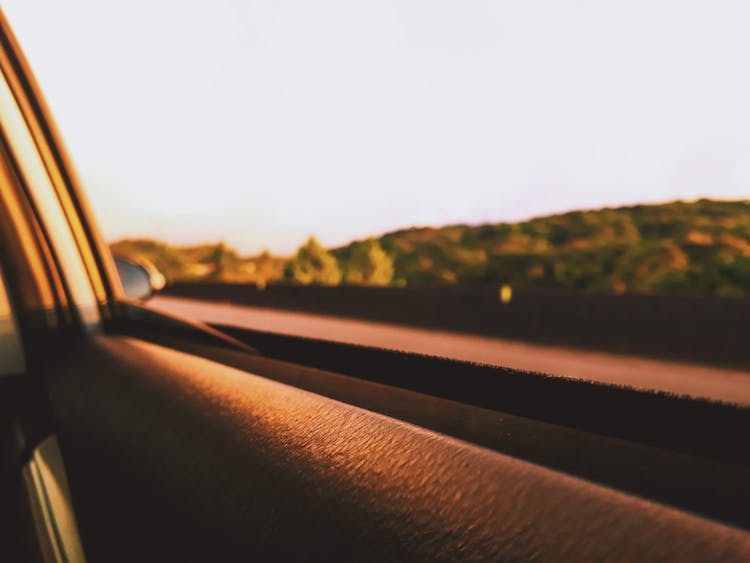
top-left (343, 199), bottom-right (750, 295)
top-left (111, 199), bottom-right (750, 295)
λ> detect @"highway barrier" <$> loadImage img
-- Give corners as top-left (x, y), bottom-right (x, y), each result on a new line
top-left (163, 282), bottom-right (750, 370)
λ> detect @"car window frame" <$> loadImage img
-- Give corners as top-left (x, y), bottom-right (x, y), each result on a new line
top-left (0, 66), bottom-right (100, 329)
top-left (0, 9), bottom-right (122, 321)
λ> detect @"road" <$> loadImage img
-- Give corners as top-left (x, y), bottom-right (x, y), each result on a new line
top-left (152, 296), bottom-right (750, 406)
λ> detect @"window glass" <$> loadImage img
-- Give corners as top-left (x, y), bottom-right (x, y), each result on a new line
top-left (3, 2), bottom-right (749, 401)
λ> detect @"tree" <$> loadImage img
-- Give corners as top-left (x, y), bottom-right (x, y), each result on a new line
top-left (284, 237), bottom-right (342, 285)
top-left (344, 239), bottom-right (394, 286)
top-left (205, 242), bottom-right (237, 279)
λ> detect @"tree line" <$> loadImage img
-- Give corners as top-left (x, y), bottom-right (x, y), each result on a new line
top-left (110, 198), bottom-right (750, 296)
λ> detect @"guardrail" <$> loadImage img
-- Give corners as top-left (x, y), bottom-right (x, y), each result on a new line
top-left (163, 282), bottom-right (750, 369)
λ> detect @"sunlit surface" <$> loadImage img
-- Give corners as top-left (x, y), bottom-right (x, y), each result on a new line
top-left (0, 68), bottom-right (99, 327)
top-left (22, 436), bottom-right (86, 563)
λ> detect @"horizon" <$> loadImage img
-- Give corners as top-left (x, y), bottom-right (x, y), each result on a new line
top-left (110, 196), bottom-right (749, 257)
top-left (4, 1), bottom-right (750, 254)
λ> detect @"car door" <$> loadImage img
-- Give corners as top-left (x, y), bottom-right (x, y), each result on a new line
top-left (0, 9), bottom-right (748, 562)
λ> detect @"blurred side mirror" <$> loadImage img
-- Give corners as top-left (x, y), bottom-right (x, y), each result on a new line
top-left (114, 257), bottom-right (166, 301)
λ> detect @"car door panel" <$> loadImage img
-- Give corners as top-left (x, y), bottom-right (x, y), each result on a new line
top-left (44, 334), bottom-right (750, 562)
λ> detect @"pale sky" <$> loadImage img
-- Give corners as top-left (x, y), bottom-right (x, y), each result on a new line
top-left (3, 1), bottom-right (749, 254)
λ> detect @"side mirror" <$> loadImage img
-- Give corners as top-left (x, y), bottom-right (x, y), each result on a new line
top-left (114, 257), bottom-right (166, 301)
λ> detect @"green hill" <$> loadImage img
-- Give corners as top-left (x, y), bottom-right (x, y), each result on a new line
top-left (336, 199), bottom-right (750, 295)
top-left (112, 199), bottom-right (750, 296)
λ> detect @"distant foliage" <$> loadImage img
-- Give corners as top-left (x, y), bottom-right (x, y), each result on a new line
top-left (284, 237), bottom-right (342, 286)
top-left (341, 239), bottom-right (394, 286)
top-left (364, 199), bottom-right (750, 296)
top-left (205, 242), bottom-right (238, 279)
top-left (109, 239), bottom-right (285, 285)
top-left (111, 199), bottom-right (750, 295)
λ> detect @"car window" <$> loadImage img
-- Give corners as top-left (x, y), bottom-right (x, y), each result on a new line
top-left (2, 2), bottom-right (748, 401)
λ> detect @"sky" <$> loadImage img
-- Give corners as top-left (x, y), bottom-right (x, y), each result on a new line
top-left (2, 1), bottom-right (749, 254)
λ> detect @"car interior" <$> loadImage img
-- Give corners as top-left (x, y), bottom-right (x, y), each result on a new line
top-left (0, 7), bottom-right (748, 562)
